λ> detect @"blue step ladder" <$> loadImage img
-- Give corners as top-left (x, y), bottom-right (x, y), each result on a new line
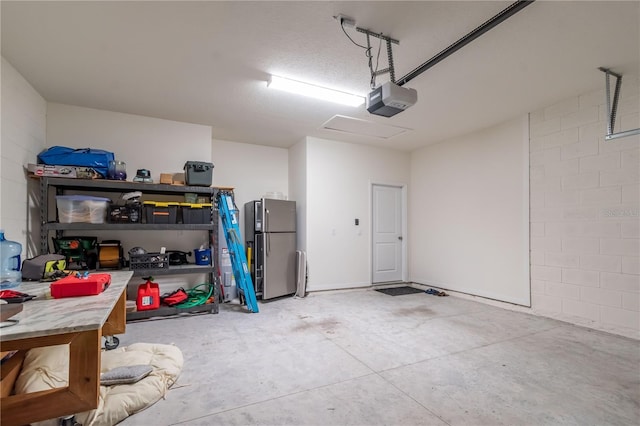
top-left (217, 191), bottom-right (259, 313)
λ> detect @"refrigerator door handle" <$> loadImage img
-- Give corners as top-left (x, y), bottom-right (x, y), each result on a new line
top-left (265, 208), bottom-right (269, 233)
top-left (266, 233), bottom-right (270, 256)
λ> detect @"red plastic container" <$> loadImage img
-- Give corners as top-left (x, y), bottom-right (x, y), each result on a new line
top-left (136, 280), bottom-right (160, 311)
top-left (50, 273), bottom-right (111, 298)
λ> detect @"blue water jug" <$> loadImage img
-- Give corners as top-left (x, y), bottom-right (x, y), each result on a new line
top-left (0, 230), bottom-right (22, 289)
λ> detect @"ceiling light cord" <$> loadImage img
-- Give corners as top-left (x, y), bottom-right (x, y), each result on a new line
top-left (341, 19), bottom-right (368, 49)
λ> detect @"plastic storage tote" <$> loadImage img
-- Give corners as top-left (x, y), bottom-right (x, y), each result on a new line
top-left (184, 161), bottom-right (214, 186)
top-left (56, 195), bottom-right (110, 224)
top-left (180, 203), bottom-right (212, 224)
top-left (143, 201), bottom-right (179, 224)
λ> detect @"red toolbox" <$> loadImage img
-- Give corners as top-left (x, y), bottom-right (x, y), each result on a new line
top-left (50, 273), bottom-right (111, 298)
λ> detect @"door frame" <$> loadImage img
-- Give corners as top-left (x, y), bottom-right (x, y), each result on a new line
top-left (370, 182), bottom-right (408, 284)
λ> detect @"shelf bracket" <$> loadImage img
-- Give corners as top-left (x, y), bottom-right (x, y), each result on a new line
top-left (599, 67), bottom-right (640, 141)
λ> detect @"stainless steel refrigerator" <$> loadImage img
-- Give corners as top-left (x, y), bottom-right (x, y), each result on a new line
top-left (244, 199), bottom-right (297, 300)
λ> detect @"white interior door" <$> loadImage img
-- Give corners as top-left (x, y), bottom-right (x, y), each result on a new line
top-left (372, 184), bottom-right (403, 283)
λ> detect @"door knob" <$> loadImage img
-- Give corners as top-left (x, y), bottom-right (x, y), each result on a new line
top-left (398, 236), bottom-right (403, 240)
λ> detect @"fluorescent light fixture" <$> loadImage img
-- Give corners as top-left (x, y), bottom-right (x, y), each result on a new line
top-left (268, 75), bottom-right (364, 107)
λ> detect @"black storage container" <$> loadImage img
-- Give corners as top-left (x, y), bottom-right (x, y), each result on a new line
top-left (184, 161), bottom-right (214, 186)
top-left (180, 203), bottom-right (213, 224)
top-left (143, 201), bottom-right (179, 224)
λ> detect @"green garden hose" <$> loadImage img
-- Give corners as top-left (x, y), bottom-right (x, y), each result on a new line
top-left (175, 282), bottom-right (213, 309)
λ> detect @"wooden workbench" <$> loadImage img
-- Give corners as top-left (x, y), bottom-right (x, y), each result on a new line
top-left (0, 271), bottom-right (131, 426)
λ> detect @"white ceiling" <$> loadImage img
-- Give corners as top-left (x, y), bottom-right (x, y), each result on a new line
top-left (2, 1), bottom-right (639, 151)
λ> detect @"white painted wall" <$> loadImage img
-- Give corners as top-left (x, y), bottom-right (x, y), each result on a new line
top-left (211, 138), bottom-right (289, 240)
top-left (46, 104), bottom-right (213, 291)
top-left (529, 73), bottom-right (639, 339)
top-left (305, 137), bottom-right (410, 291)
top-left (47, 103), bottom-right (212, 184)
top-left (5, 56), bottom-right (637, 338)
top-left (410, 116), bottom-right (530, 306)
top-left (288, 139), bottom-right (307, 253)
top-left (0, 57), bottom-right (47, 256)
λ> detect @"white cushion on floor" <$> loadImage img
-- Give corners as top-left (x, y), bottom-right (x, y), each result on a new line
top-left (14, 342), bottom-right (183, 426)
top-left (15, 344), bottom-right (69, 393)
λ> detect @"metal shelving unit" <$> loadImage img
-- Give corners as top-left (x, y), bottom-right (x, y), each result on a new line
top-left (126, 304), bottom-right (216, 322)
top-left (44, 223), bottom-right (215, 231)
top-left (39, 176), bottom-right (223, 321)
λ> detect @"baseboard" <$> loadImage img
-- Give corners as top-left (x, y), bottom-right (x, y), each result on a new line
top-left (306, 281), bottom-right (370, 292)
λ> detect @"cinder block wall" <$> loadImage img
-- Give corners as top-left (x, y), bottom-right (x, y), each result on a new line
top-left (529, 74), bottom-right (639, 338)
top-left (0, 58), bottom-right (47, 255)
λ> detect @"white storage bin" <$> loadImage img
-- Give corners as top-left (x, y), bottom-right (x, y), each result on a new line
top-left (56, 195), bottom-right (110, 224)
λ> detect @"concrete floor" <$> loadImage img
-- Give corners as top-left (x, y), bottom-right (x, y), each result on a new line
top-left (119, 287), bottom-right (640, 426)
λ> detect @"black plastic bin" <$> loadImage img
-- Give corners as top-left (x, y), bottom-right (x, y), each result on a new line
top-left (143, 202), bottom-right (178, 224)
top-left (180, 203), bottom-right (213, 224)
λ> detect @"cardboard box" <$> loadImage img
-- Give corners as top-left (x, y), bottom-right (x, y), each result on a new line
top-left (160, 173), bottom-right (173, 184)
top-left (28, 163), bottom-right (77, 178)
top-left (172, 172), bottom-right (185, 185)
top-left (27, 163), bottom-right (98, 179)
